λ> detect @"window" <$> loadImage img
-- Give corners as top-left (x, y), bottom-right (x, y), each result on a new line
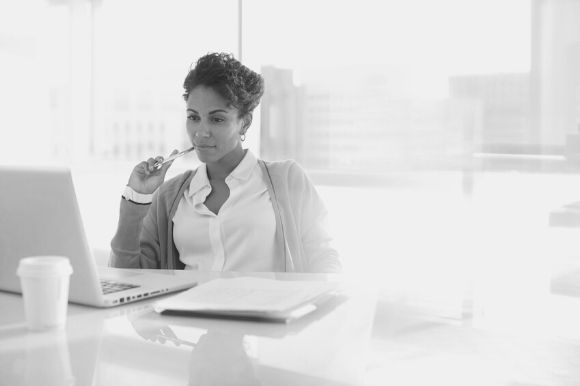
top-left (245, 0), bottom-right (535, 174)
top-left (0, 0), bottom-right (238, 252)
top-left (2, 0), bottom-right (580, 281)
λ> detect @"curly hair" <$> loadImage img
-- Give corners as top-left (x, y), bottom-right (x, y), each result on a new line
top-left (183, 52), bottom-right (265, 117)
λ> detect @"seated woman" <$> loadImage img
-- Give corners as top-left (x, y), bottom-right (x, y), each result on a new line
top-left (110, 52), bottom-right (341, 273)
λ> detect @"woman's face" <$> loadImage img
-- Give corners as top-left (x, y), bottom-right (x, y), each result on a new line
top-left (186, 85), bottom-right (246, 165)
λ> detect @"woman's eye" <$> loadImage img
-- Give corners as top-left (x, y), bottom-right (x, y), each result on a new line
top-left (211, 117), bottom-right (225, 123)
top-left (187, 115), bottom-right (200, 121)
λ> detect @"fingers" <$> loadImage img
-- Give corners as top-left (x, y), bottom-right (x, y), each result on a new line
top-left (137, 149), bottom-right (180, 174)
top-left (141, 156), bottom-right (164, 173)
top-left (134, 160), bottom-right (149, 174)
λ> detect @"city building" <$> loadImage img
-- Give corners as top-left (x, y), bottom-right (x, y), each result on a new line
top-left (449, 73), bottom-right (531, 153)
top-left (532, 0), bottom-right (580, 157)
top-left (261, 66), bottom-right (475, 172)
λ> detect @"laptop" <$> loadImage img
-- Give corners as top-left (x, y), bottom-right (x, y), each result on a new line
top-left (0, 166), bottom-right (197, 307)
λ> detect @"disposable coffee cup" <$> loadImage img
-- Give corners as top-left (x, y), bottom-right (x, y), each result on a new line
top-left (17, 256), bottom-right (73, 331)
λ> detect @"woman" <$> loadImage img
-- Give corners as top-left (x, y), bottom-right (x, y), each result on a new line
top-left (110, 52), bottom-right (341, 273)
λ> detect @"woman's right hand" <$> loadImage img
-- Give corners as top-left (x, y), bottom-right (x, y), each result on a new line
top-left (127, 150), bottom-right (178, 194)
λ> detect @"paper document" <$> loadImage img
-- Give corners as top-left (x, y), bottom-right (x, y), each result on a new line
top-left (154, 277), bottom-right (340, 322)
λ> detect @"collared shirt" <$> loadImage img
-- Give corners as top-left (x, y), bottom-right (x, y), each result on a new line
top-left (172, 150), bottom-right (277, 271)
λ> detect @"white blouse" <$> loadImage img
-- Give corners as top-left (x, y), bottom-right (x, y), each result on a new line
top-left (172, 150), bottom-right (277, 271)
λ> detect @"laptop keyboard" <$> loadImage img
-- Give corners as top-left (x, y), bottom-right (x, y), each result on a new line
top-left (100, 279), bottom-right (140, 295)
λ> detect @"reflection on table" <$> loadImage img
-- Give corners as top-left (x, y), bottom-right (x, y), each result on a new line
top-left (0, 272), bottom-right (374, 386)
top-left (2, 269), bottom-right (580, 385)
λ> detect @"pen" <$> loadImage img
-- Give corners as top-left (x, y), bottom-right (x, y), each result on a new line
top-left (153, 146), bottom-right (195, 170)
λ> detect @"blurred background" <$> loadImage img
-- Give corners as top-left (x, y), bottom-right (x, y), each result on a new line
top-left (2, 0), bottom-right (580, 307)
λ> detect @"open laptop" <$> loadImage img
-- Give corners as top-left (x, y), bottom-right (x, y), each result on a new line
top-left (0, 166), bottom-right (197, 307)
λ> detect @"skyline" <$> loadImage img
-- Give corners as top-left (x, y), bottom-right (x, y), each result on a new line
top-left (1, 0), bottom-right (574, 172)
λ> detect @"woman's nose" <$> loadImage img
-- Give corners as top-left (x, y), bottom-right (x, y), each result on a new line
top-left (192, 123), bottom-right (210, 138)
top-left (194, 129), bottom-right (210, 138)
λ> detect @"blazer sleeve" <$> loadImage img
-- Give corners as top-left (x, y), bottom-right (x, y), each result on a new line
top-left (108, 195), bottom-right (162, 269)
top-left (288, 162), bottom-right (342, 273)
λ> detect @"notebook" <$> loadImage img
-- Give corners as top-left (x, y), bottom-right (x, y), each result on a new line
top-left (0, 166), bottom-right (197, 307)
top-left (154, 276), bottom-right (341, 323)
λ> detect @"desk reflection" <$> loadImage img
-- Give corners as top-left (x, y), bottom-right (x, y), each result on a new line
top-left (23, 330), bottom-right (74, 386)
top-left (188, 331), bottom-right (258, 386)
top-left (0, 276), bottom-right (374, 386)
top-left (130, 314), bottom-right (259, 386)
top-left (122, 291), bottom-right (363, 386)
top-left (0, 304), bottom-right (106, 386)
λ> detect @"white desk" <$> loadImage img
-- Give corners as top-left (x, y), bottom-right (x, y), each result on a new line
top-left (0, 272), bottom-right (376, 386)
top-left (2, 270), bottom-right (580, 385)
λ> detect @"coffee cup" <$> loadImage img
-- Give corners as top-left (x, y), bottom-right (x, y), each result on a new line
top-left (17, 256), bottom-right (73, 330)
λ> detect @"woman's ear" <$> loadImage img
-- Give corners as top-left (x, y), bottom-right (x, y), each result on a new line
top-left (240, 114), bottom-right (253, 135)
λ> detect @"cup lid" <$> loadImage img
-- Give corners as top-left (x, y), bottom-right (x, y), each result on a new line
top-left (17, 256), bottom-right (73, 277)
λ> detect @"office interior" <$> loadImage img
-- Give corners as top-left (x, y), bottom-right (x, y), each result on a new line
top-left (2, 0), bottom-right (580, 385)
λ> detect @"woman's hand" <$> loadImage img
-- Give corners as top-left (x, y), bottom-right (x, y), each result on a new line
top-left (127, 150), bottom-right (179, 194)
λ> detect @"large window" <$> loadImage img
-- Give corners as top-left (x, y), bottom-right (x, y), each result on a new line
top-left (0, 0), bottom-right (238, 252)
top-left (2, 0), bottom-right (580, 279)
top-left (6, 0), bottom-right (578, 171)
top-left (246, 0), bottom-right (533, 172)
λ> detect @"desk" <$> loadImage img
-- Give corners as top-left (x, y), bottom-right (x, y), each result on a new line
top-left (0, 271), bottom-right (375, 386)
top-left (2, 271), bottom-right (580, 385)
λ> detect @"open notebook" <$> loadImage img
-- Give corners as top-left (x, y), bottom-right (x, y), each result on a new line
top-left (153, 277), bottom-right (341, 323)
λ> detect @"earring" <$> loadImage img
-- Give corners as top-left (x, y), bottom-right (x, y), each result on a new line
top-left (240, 134), bottom-right (246, 142)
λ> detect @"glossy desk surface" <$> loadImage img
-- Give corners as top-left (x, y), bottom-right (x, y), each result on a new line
top-left (1, 270), bottom-right (580, 386)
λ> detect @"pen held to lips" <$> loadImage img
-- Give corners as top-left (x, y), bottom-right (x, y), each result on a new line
top-left (153, 146), bottom-right (195, 170)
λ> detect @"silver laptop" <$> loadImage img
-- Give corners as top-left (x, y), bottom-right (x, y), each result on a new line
top-left (0, 166), bottom-right (197, 307)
